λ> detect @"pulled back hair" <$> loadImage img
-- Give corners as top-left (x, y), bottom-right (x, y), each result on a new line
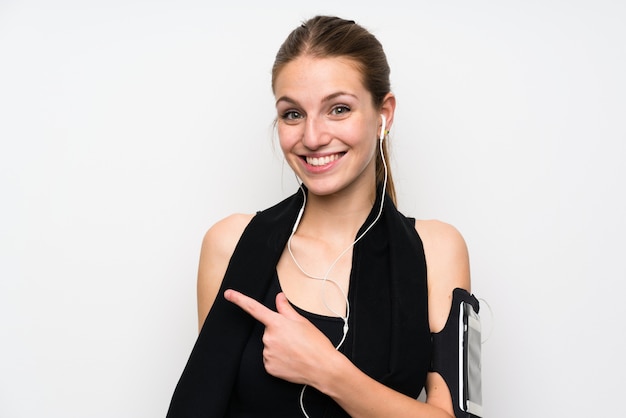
top-left (272, 15), bottom-right (397, 204)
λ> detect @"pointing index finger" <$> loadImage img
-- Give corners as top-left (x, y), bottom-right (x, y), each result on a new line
top-left (224, 289), bottom-right (276, 325)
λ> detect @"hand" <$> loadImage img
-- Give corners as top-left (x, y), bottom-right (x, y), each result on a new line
top-left (224, 289), bottom-right (338, 386)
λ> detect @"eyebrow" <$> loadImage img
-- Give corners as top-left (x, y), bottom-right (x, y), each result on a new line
top-left (275, 91), bottom-right (358, 107)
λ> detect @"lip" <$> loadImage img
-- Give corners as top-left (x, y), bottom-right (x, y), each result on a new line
top-left (299, 152), bottom-right (346, 173)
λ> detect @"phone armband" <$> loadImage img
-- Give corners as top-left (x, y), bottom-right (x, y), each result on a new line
top-left (430, 288), bottom-right (483, 418)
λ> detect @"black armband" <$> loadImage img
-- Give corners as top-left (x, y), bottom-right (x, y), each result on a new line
top-left (430, 288), bottom-right (483, 417)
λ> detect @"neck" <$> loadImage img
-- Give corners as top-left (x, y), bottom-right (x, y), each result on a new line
top-left (296, 183), bottom-right (378, 243)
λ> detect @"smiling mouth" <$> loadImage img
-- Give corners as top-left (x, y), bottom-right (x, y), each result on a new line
top-left (304, 153), bottom-right (344, 167)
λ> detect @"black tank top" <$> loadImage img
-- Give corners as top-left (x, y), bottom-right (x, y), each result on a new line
top-left (166, 188), bottom-right (430, 418)
top-left (227, 274), bottom-right (350, 417)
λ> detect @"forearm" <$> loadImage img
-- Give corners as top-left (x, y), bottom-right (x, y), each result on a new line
top-left (314, 352), bottom-right (453, 418)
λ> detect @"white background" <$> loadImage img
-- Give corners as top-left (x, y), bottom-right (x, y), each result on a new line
top-left (1, 1), bottom-right (625, 417)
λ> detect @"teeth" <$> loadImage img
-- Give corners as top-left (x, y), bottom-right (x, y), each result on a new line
top-left (306, 154), bottom-right (340, 167)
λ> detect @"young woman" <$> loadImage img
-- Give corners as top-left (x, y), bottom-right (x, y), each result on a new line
top-left (167, 15), bottom-right (472, 418)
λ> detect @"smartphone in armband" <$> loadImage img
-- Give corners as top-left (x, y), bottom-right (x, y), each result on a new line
top-left (459, 300), bottom-right (483, 416)
top-left (431, 288), bottom-right (483, 418)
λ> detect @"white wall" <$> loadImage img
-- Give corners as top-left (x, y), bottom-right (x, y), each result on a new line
top-left (1, 1), bottom-right (624, 416)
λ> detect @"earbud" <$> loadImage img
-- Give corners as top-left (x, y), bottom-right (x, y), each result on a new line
top-left (379, 114), bottom-right (386, 142)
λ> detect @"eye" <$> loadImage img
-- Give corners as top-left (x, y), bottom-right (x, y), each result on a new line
top-left (281, 110), bottom-right (304, 121)
top-left (330, 105), bottom-right (351, 117)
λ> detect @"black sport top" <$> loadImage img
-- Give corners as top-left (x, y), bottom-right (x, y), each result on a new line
top-left (167, 187), bottom-right (431, 417)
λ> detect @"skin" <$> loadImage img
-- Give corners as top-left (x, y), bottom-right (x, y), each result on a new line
top-left (197, 55), bottom-right (471, 417)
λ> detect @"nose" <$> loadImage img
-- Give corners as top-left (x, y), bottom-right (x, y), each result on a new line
top-left (301, 116), bottom-right (331, 150)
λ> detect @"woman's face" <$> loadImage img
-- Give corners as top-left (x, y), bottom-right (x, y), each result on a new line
top-left (274, 55), bottom-right (381, 198)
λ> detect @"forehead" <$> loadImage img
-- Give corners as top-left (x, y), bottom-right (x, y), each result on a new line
top-left (273, 55), bottom-right (368, 101)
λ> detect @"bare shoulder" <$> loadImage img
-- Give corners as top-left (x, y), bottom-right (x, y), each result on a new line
top-left (414, 219), bottom-right (470, 271)
top-left (414, 219), bottom-right (471, 332)
top-left (197, 213), bottom-right (255, 330)
top-left (201, 213), bottom-right (255, 259)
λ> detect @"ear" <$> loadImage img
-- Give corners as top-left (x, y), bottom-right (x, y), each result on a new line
top-left (380, 93), bottom-right (396, 133)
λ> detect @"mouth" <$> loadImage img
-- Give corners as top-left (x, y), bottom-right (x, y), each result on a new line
top-left (303, 152), bottom-right (345, 167)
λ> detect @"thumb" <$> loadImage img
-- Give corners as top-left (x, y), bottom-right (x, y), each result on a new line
top-left (275, 292), bottom-right (302, 320)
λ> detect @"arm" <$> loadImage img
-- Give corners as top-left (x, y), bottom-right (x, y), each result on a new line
top-left (225, 219), bottom-right (470, 418)
top-left (417, 220), bottom-right (471, 415)
top-left (196, 213), bottom-right (254, 331)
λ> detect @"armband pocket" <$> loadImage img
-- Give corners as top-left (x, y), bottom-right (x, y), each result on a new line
top-left (430, 288), bottom-right (483, 418)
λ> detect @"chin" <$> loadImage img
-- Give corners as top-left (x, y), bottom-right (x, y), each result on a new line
top-left (303, 179), bottom-right (363, 198)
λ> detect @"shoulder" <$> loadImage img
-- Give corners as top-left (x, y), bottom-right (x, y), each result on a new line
top-left (200, 213), bottom-right (255, 275)
top-left (197, 213), bottom-right (255, 328)
top-left (201, 213), bottom-right (255, 257)
top-left (414, 219), bottom-right (471, 332)
top-left (414, 219), bottom-right (469, 270)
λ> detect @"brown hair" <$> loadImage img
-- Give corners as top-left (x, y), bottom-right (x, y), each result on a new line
top-left (272, 15), bottom-right (397, 204)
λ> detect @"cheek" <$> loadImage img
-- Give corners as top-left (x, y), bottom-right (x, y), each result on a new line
top-left (347, 127), bottom-right (377, 152)
top-left (277, 125), bottom-right (301, 153)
